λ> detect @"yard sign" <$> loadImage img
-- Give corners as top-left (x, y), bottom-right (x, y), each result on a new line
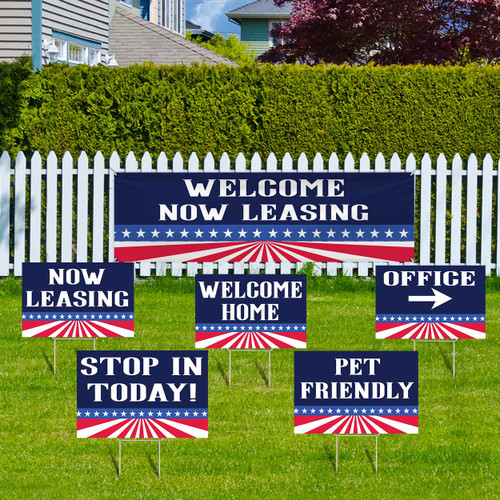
top-left (195, 274), bottom-right (307, 349)
top-left (375, 265), bottom-right (486, 340)
top-left (22, 263), bottom-right (134, 338)
top-left (294, 351), bottom-right (418, 434)
top-left (77, 351), bottom-right (208, 438)
top-left (114, 173), bottom-right (414, 263)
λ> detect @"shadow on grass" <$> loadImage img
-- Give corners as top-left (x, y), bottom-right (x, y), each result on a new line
top-left (215, 358), bottom-right (229, 387)
top-left (323, 444), bottom-right (337, 471)
top-left (146, 453), bottom-right (159, 478)
top-left (107, 444), bottom-right (119, 478)
top-left (254, 360), bottom-right (269, 387)
top-left (437, 343), bottom-right (453, 375)
top-left (364, 446), bottom-right (377, 474)
top-left (42, 349), bottom-right (54, 375)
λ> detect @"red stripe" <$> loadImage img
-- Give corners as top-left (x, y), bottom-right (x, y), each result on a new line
top-left (376, 321), bottom-right (485, 339)
top-left (115, 241), bottom-right (254, 261)
top-left (259, 331), bottom-right (306, 341)
top-left (277, 241), bottom-right (414, 261)
top-left (195, 331), bottom-right (234, 340)
top-left (272, 242), bottom-right (342, 262)
top-left (77, 418), bottom-right (207, 438)
top-left (167, 418), bottom-right (208, 431)
top-left (377, 321), bottom-right (484, 331)
top-left (188, 242), bottom-right (260, 263)
top-left (195, 332), bottom-right (243, 348)
top-left (22, 320), bottom-right (134, 338)
top-left (77, 418), bottom-right (135, 438)
top-left (360, 417), bottom-right (380, 434)
top-left (77, 418), bottom-right (111, 430)
top-left (115, 240), bottom-right (414, 263)
top-left (259, 331), bottom-right (306, 348)
top-left (23, 322), bottom-right (70, 337)
top-left (369, 415), bottom-right (418, 434)
top-left (195, 330), bottom-right (306, 341)
top-left (153, 418), bottom-right (207, 438)
top-left (449, 322), bottom-right (485, 332)
top-left (294, 415), bottom-right (335, 425)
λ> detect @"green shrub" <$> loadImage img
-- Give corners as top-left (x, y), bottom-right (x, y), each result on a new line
top-left (187, 33), bottom-right (256, 64)
top-left (0, 62), bottom-right (499, 162)
top-left (0, 56), bottom-right (32, 147)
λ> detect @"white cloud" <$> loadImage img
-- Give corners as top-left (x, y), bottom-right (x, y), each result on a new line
top-left (191, 0), bottom-right (233, 31)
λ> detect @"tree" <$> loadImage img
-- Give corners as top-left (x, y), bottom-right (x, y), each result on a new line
top-left (187, 33), bottom-right (256, 64)
top-left (260, 0), bottom-right (500, 65)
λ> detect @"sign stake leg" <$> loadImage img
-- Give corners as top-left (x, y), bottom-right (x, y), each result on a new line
top-left (53, 338), bottom-right (56, 375)
top-left (158, 440), bottom-right (161, 479)
top-left (413, 340), bottom-right (416, 351)
top-left (93, 339), bottom-right (96, 351)
top-left (119, 440), bottom-right (122, 478)
top-left (453, 340), bottom-right (456, 378)
top-left (268, 349), bottom-right (271, 389)
top-left (335, 435), bottom-right (339, 473)
top-left (228, 350), bottom-right (231, 389)
top-left (375, 435), bottom-right (378, 473)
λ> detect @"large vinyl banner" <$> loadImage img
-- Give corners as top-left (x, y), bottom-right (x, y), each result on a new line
top-left (114, 173), bottom-right (414, 263)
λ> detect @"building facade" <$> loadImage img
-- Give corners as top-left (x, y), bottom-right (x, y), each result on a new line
top-left (0, 0), bottom-right (195, 69)
top-left (0, 0), bottom-right (108, 68)
top-left (112, 0), bottom-right (185, 36)
top-left (226, 0), bottom-right (291, 57)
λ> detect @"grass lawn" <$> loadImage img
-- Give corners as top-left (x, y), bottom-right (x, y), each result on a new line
top-left (0, 276), bottom-right (498, 499)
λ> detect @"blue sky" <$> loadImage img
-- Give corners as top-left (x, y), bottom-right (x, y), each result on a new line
top-left (187, 0), bottom-right (248, 37)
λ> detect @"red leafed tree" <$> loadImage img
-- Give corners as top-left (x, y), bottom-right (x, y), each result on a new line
top-left (260, 0), bottom-right (500, 65)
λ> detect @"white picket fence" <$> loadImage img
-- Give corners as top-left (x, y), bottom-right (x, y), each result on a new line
top-left (0, 150), bottom-right (499, 277)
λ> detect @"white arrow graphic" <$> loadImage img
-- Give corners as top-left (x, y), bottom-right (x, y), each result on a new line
top-left (408, 288), bottom-right (452, 309)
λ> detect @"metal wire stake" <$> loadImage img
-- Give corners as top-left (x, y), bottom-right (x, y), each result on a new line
top-left (158, 440), bottom-right (161, 478)
top-left (412, 339), bottom-right (457, 378)
top-left (453, 340), bottom-right (456, 378)
top-left (228, 349), bottom-right (231, 389)
top-left (335, 434), bottom-right (378, 473)
top-left (268, 349), bottom-right (271, 389)
top-left (335, 435), bottom-right (339, 473)
top-left (52, 337), bottom-right (97, 375)
top-left (53, 338), bottom-right (56, 375)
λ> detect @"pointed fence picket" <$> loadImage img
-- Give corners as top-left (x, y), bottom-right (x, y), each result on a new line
top-left (92, 152), bottom-right (105, 263)
top-left (0, 152), bottom-right (10, 275)
top-left (0, 152), bottom-right (498, 277)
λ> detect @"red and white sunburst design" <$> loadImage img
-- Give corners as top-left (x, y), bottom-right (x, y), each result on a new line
top-left (22, 320), bottom-right (134, 338)
top-left (294, 414), bottom-right (418, 434)
top-left (77, 418), bottom-right (208, 439)
top-left (375, 321), bottom-right (485, 340)
top-left (195, 330), bottom-right (306, 349)
top-left (115, 240), bottom-right (414, 263)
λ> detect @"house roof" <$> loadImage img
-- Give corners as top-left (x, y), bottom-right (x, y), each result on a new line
top-left (226, 0), bottom-right (292, 20)
top-left (110, 7), bottom-right (235, 66)
top-left (186, 19), bottom-right (215, 39)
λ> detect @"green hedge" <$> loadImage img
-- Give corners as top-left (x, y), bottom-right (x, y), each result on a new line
top-left (1, 62), bottom-right (499, 161)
